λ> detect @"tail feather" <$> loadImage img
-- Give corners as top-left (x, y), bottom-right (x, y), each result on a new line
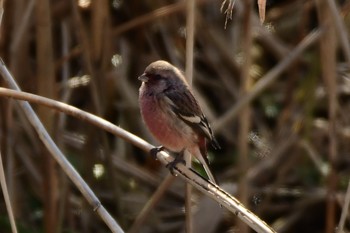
top-left (201, 159), bottom-right (217, 184)
top-left (195, 146), bottom-right (217, 184)
top-left (211, 136), bottom-right (221, 150)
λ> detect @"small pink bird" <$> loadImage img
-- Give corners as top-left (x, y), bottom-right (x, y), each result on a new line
top-left (138, 60), bottom-right (220, 184)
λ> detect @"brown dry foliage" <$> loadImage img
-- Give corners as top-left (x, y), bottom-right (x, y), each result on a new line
top-left (0, 0), bottom-right (350, 232)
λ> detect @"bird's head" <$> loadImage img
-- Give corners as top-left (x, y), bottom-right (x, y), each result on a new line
top-left (138, 60), bottom-right (188, 93)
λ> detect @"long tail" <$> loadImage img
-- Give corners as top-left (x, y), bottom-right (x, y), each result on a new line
top-left (201, 157), bottom-right (217, 184)
top-left (194, 146), bottom-right (217, 184)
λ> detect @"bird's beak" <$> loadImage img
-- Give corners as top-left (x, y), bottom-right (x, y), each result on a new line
top-left (138, 74), bottom-right (148, 82)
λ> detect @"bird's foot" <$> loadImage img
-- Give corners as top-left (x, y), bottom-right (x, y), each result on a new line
top-left (166, 153), bottom-right (186, 176)
top-left (150, 146), bottom-right (165, 160)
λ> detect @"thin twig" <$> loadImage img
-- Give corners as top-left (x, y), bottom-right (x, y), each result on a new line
top-left (325, 0), bottom-right (350, 67)
top-left (0, 0), bottom-right (3, 31)
top-left (0, 149), bottom-right (18, 233)
top-left (257, 0), bottom-right (266, 23)
top-left (237, 0), bottom-right (253, 232)
top-left (112, 0), bottom-right (209, 36)
top-left (299, 140), bottom-right (328, 177)
top-left (185, 0), bottom-right (196, 231)
top-left (220, 0), bottom-right (236, 29)
top-left (35, 0), bottom-right (57, 230)
top-left (337, 180), bottom-right (350, 233)
top-left (185, 0), bottom-right (195, 85)
top-left (10, 0), bottom-right (35, 54)
top-left (316, 1), bottom-right (338, 232)
top-left (0, 2), bottom-right (18, 232)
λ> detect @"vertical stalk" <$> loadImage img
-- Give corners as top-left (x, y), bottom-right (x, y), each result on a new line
top-left (0, 150), bottom-right (18, 233)
top-left (35, 0), bottom-right (57, 232)
top-left (316, 0), bottom-right (337, 232)
top-left (238, 0), bottom-right (253, 232)
top-left (185, 0), bottom-right (196, 232)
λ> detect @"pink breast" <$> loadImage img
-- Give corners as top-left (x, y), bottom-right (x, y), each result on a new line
top-left (140, 95), bottom-right (195, 152)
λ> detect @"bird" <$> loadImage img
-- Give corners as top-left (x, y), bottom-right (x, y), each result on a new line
top-left (138, 60), bottom-right (220, 184)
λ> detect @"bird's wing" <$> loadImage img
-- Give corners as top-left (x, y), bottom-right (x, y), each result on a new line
top-left (162, 88), bottom-right (220, 150)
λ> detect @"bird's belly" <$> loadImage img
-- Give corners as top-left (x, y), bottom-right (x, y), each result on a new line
top-left (140, 97), bottom-right (196, 152)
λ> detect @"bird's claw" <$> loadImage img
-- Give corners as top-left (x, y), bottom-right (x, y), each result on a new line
top-left (150, 146), bottom-right (165, 160)
top-left (150, 147), bottom-right (186, 176)
top-left (166, 155), bottom-right (186, 175)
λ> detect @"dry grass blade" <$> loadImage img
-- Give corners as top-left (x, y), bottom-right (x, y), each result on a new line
top-left (237, 1), bottom-right (253, 232)
top-left (258, 0), bottom-right (266, 23)
top-left (10, 0), bottom-right (35, 53)
top-left (337, 180), bottom-right (350, 233)
top-left (299, 140), bottom-right (328, 177)
top-left (0, 150), bottom-right (18, 233)
top-left (0, 3), bottom-right (16, 232)
top-left (316, 1), bottom-right (338, 232)
top-left (325, 0), bottom-right (350, 66)
top-left (0, 0), bottom-right (3, 28)
top-left (35, 0), bottom-right (57, 230)
top-left (221, 0), bottom-right (236, 29)
top-left (112, 0), bottom-right (209, 36)
top-left (185, 0), bottom-right (196, 231)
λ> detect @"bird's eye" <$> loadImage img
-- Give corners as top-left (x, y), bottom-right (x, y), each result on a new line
top-left (153, 74), bottom-right (163, 80)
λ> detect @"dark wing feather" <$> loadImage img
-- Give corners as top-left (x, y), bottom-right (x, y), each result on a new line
top-left (163, 87), bottom-right (220, 150)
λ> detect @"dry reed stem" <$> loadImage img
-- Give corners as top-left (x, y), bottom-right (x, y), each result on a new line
top-left (237, 2), bottom-right (253, 232)
top-left (10, 0), bottom-right (34, 53)
top-left (337, 180), bottom-right (350, 233)
top-left (0, 1), bottom-right (18, 232)
top-left (35, 0), bottom-right (57, 230)
top-left (325, 0), bottom-right (350, 67)
top-left (0, 150), bottom-right (18, 233)
top-left (316, 0), bottom-right (338, 232)
top-left (112, 0), bottom-right (209, 36)
top-left (185, 0), bottom-right (196, 231)
top-left (70, 0), bottom-right (103, 114)
top-left (299, 140), bottom-right (328, 177)
top-left (257, 0), bottom-right (266, 23)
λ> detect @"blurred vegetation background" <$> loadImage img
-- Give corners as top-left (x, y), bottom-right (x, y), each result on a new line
top-left (0, 0), bottom-right (350, 232)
